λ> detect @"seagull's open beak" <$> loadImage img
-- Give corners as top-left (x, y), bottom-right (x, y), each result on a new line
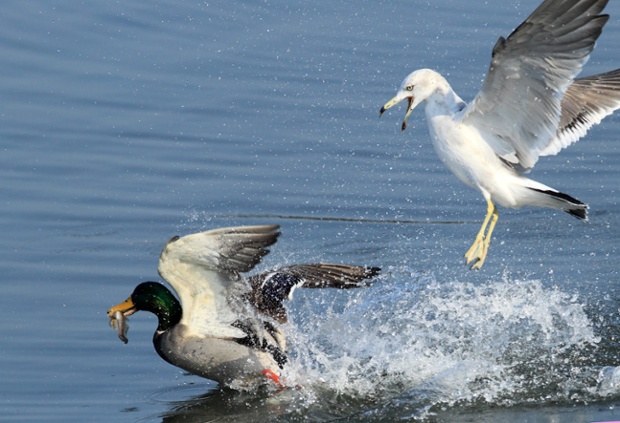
top-left (379, 95), bottom-right (415, 132)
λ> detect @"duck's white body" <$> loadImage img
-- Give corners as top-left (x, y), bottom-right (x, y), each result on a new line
top-left (155, 324), bottom-right (282, 388)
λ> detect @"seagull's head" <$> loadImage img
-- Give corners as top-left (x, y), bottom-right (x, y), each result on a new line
top-left (379, 69), bottom-right (442, 131)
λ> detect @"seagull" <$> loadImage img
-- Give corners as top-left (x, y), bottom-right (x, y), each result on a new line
top-left (379, 0), bottom-right (620, 269)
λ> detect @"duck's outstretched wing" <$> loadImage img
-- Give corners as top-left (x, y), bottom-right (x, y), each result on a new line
top-left (247, 263), bottom-right (381, 323)
top-left (159, 225), bottom-right (281, 276)
top-left (158, 225), bottom-right (281, 338)
top-left (462, 0), bottom-right (609, 171)
top-left (541, 69), bottom-right (620, 156)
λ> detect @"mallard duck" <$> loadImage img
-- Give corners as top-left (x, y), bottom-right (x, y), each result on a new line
top-left (107, 224), bottom-right (380, 388)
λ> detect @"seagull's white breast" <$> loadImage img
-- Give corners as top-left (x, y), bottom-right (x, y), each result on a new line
top-left (427, 109), bottom-right (494, 190)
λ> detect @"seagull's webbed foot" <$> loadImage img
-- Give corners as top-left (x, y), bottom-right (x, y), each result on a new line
top-left (464, 199), bottom-right (498, 270)
top-left (464, 235), bottom-right (488, 270)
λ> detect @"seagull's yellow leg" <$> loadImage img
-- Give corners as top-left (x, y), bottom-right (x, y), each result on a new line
top-left (464, 198), bottom-right (499, 270)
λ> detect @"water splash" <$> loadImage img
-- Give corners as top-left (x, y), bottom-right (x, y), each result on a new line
top-left (280, 268), bottom-right (616, 418)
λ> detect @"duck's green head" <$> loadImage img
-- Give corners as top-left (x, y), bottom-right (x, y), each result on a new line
top-left (107, 282), bottom-right (182, 333)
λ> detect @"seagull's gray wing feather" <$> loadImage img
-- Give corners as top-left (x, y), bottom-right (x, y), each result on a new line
top-left (462, 0), bottom-right (609, 171)
top-left (542, 68), bottom-right (620, 156)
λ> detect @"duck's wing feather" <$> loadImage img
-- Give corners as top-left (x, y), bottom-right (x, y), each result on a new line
top-left (462, 0), bottom-right (609, 171)
top-left (158, 225), bottom-right (280, 338)
top-left (541, 68), bottom-right (620, 156)
top-left (247, 263), bottom-right (381, 323)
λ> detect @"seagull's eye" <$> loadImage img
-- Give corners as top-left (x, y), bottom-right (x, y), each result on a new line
top-left (405, 85), bottom-right (414, 91)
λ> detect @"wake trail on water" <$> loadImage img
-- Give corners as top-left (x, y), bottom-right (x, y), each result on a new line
top-left (280, 268), bottom-right (620, 418)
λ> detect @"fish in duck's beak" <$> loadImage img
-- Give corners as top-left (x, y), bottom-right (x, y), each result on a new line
top-left (107, 297), bottom-right (137, 344)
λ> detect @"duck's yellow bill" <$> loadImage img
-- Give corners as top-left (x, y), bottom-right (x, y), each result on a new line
top-left (107, 298), bottom-right (136, 318)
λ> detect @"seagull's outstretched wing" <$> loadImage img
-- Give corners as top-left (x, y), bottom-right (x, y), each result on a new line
top-left (158, 225), bottom-right (280, 338)
top-left (462, 0), bottom-right (609, 171)
top-left (247, 263), bottom-right (381, 323)
top-left (542, 69), bottom-right (620, 156)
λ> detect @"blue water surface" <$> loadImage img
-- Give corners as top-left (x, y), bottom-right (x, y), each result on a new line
top-left (2, 0), bottom-right (620, 421)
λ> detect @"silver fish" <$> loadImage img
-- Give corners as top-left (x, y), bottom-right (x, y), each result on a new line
top-left (109, 310), bottom-right (129, 344)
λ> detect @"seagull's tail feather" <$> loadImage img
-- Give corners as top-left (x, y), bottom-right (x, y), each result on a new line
top-left (527, 187), bottom-right (588, 221)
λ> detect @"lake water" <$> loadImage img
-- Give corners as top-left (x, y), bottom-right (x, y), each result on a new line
top-left (2, 0), bottom-right (620, 421)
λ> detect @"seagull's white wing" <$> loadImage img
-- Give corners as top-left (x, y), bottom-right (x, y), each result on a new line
top-left (462, 0), bottom-right (609, 171)
top-left (542, 69), bottom-right (620, 156)
top-left (158, 225), bottom-right (280, 338)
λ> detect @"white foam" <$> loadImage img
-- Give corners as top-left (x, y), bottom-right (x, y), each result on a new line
top-left (282, 268), bottom-right (603, 414)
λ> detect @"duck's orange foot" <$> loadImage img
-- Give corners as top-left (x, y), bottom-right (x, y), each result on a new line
top-left (262, 369), bottom-right (284, 387)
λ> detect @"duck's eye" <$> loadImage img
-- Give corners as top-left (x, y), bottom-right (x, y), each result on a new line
top-left (405, 85), bottom-right (414, 91)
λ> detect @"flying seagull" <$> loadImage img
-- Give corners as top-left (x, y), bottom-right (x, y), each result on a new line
top-left (380, 0), bottom-right (620, 269)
